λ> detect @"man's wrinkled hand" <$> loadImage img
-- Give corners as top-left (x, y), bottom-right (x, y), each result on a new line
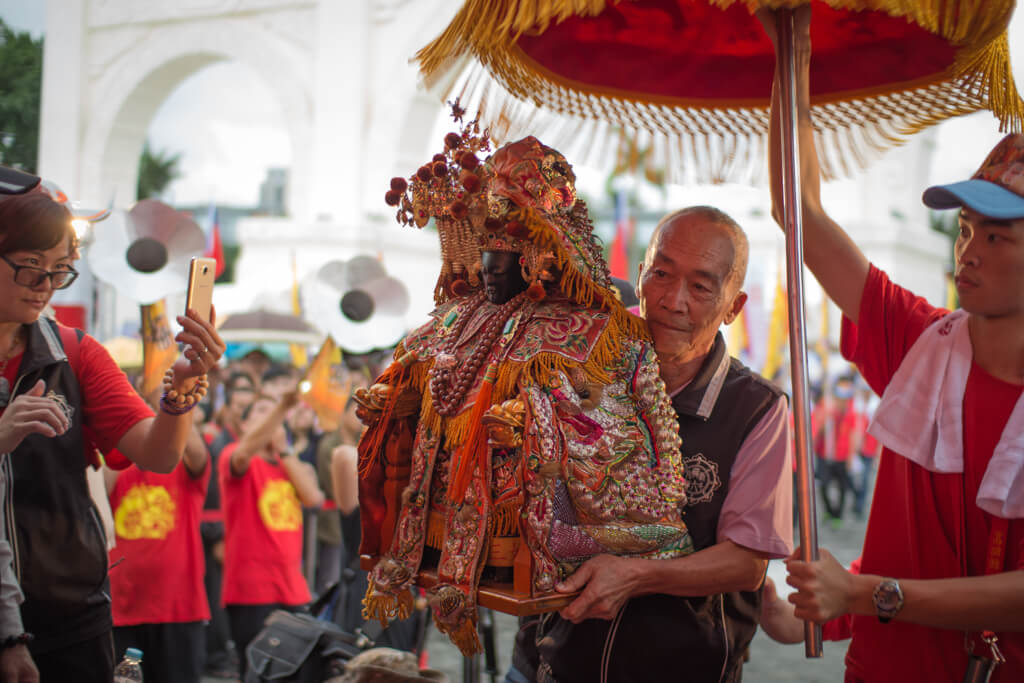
top-left (557, 554), bottom-right (639, 623)
top-left (0, 644), bottom-right (39, 683)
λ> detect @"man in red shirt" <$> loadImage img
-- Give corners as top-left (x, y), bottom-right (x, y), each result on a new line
top-left (106, 403), bottom-right (211, 683)
top-left (219, 392), bottom-right (324, 679)
top-left (759, 8), bottom-right (1024, 682)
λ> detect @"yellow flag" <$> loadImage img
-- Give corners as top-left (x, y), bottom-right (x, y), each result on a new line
top-left (299, 337), bottom-right (351, 431)
top-left (818, 295), bottom-right (830, 379)
top-left (727, 308), bottom-right (748, 360)
top-left (761, 274), bottom-right (789, 381)
top-left (290, 252), bottom-right (308, 368)
top-left (140, 300), bottom-right (179, 397)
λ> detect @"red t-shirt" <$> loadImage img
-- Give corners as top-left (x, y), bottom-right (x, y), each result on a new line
top-left (108, 461), bottom-right (211, 625)
top-left (840, 266), bottom-right (1024, 683)
top-left (0, 330), bottom-right (152, 466)
top-left (833, 403), bottom-right (866, 463)
top-left (219, 443), bottom-right (310, 606)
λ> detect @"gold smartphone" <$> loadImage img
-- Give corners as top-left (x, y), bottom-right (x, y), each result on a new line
top-left (185, 257), bottom-right (217, 322)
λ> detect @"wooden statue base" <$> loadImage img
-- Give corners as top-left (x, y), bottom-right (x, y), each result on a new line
top-left (360, 555), bottom-right (577, 616)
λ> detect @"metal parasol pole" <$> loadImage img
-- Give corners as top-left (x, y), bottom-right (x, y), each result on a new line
top-left (776, 7), bottom-right (823, 658)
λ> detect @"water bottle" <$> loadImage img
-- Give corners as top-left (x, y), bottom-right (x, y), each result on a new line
top-left (113, 647), bottom-right (143, 682)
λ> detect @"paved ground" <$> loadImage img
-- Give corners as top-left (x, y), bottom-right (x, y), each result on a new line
top-left (203, 489), bottom-right (870, 683)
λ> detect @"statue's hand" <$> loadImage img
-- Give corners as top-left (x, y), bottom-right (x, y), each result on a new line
top-left (481, 398), bottom-right (525, 448)
top-left (353, 383), bottom-right (421, 425)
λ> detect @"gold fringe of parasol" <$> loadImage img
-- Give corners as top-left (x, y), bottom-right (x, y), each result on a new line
top-left (416, 0), bottom-right (1023, 181)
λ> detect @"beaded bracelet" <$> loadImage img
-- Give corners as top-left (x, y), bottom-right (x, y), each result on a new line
top-left (159, 370), bottom-right (209, 416)
top-left (0, 633), bottom-right (32, 649)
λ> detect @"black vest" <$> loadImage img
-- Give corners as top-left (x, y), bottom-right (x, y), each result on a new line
top-left (5, 319), bottom-right (112, 652)
top-left (516, 333), bottom-right (784, 683)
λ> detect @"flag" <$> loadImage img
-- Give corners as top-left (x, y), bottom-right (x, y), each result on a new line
top-left (204, 204), bottom-right (225, 279)
top-left (290, 252), bottom-right (308, 368)
top-left (608, 189), bottom-right (634, 280)
top-left (299, 337), bottom-right (351, 431)
top-left (817, 294), bottom-right (830, 380)
top-left (140, 300), bottom-right (179, 398)
top-left (727, 306), bottom-right (749, 360)
top-left (761, 273), bottom-right (789, 381)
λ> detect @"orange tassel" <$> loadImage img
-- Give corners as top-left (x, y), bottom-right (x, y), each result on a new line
top-left (358, 351), bottom-right (418, 478)
top-left (447, 361), bottom-right (497, 503)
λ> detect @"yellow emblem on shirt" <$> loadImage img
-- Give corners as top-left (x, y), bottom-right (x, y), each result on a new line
top-left (258, 479), bottom-right (302, 532)
top-left (115, 483), bottom-right (176, 540)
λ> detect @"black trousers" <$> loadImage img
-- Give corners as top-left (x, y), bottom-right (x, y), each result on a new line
top-left (227, 603), bottom-right (300, 679)
top-left (203, 536), bottom-right (235, 672)
top-left (33, 630), bottom-right (115, 683)
top-left (113, 621), bottom-right (205, 683)
top-left (819, 458), bottom-right (852, 520)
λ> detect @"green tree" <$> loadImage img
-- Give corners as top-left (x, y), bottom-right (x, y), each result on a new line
top-left (0, 19), bottom-right (43, 171)
top-left (136, 141), bottom-right (182, 199)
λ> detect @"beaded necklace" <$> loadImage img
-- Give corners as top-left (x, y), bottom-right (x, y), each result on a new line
top-left (429, 291), bottom-right (526, 416)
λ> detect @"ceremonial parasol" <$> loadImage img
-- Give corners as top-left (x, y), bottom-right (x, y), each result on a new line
top-left (414, 0), bottom-right (1024, 656)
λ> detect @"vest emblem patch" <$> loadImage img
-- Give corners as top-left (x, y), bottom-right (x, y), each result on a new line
top-left (45, 390), bottom-right (75, 423)
top-left (684, 453), bottom-right (721, 505)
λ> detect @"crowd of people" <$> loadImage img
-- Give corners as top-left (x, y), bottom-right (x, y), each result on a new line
top-left (0, 6), bottom-right (1019, 683)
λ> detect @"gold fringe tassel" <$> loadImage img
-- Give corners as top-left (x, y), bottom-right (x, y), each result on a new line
top-left (362, 581), bottom-right (414, 629)
top-left (414, 0), bottom-right (1022, 182)
top-left (442, 613), bottom-right (483, 657)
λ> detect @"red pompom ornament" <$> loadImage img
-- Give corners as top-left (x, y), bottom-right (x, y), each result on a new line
top-left (526, 280), bottom-right (546, 302)
top-left (390, 177), bottom-right (408, 192)
top-left (505, 220), bottom-right (528, 238)
top-left (444, 132), bottom-right (462, 149)
top-left (417, 166), bottom-right (433, 181)
top-left (460, 171), bottom-right (481, 194)
top-left (484, 217), bottom-right (503, 232)
top-left (385, 190), bottom-right (402, 206)
top-left (459, 152), bottom-right (479, 171)
top-left (448, 201), bottom-right (468, 220)
top-left (450, 278), bottom-right (470, 297)
top-left (432, 161), bottom-right (448, 178)
top-left (432, 153), bottom-right (447, 163)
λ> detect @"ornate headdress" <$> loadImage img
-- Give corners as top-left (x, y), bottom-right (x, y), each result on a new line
top-left (386, 103), bottom-right (624, 316)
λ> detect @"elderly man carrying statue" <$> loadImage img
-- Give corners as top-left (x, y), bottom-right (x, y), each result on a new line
top-left (354, 111), bottom-right (691, 655)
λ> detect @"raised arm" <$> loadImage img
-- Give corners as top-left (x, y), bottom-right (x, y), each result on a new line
top-left (117, 307), bottom-right (225, 473)
top-left (760, 7), bottom-right (870, 323)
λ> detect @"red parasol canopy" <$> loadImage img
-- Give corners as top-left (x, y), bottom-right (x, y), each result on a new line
top-left (418, 0), bottom-right (1022, 179)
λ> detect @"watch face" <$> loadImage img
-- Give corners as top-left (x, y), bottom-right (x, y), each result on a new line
top-left (874, 579), bottom-right (904, 617)
top-left (876, 583), bottom-right (900, 609)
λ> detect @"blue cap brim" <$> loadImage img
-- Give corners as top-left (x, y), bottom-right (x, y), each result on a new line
top-left (922, 179), bottom-right (1024, 220)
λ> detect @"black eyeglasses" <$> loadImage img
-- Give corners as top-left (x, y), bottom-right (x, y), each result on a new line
top-left (1, 254), bottom-right (79, 290)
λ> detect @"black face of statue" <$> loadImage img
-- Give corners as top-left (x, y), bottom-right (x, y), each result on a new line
top-left (481, 251), bottom-right (527, 304)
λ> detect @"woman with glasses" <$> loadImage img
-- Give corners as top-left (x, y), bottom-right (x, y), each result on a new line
top-left (0, 190), bottom-right (224, 683)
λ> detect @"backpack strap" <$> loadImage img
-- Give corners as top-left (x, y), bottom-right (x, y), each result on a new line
top-left (56, 323), bottom-right (83, 378)
top-left (55, 323), bottom-right (107, 468)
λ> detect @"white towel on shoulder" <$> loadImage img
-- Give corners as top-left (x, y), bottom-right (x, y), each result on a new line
top-left (868, 309), bottom-right (1024, 519)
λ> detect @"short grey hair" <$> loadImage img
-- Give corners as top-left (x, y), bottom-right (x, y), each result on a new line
top-left (651, 205), bottom-right (749, 292)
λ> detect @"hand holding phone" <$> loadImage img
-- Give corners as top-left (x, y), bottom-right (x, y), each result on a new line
top-left (186, 257), bottom-right (216, 322)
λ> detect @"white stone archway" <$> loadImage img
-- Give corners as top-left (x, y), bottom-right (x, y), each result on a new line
top-left (37, 0), bottom-right (465, 337)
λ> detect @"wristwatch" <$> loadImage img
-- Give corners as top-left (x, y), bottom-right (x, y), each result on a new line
top-left (872, 578), bottom-right (904, 623)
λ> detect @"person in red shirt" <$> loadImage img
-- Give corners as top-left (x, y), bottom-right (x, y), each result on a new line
top-left (219, 392), bottom-right (324, 679)
top-left (759, 7), bottom-right (1024, 681)
top-left (105, 387), bottom-right (211, 683)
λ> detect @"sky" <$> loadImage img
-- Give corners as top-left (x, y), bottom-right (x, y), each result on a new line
top-left (1, 1), bottom-right (1022, 208)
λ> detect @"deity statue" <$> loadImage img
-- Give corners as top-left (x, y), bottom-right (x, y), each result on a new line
top-left (356, 110), bottom-right (691, 655)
